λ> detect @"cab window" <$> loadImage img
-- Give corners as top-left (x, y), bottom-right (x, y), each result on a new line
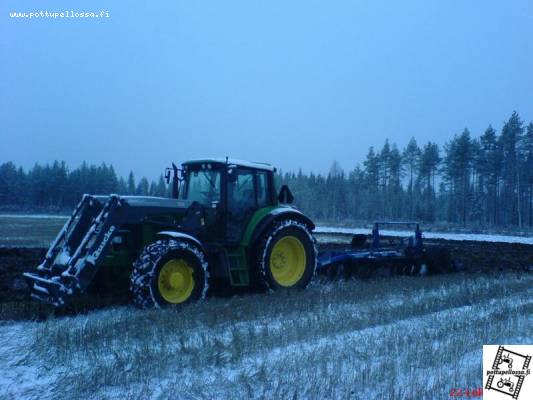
top-left (227, 169), bottom-right (255, 213)
top-left (183, 169), bottom-right (221, 206)
top-left (256, 171), bottom-right (269, 208)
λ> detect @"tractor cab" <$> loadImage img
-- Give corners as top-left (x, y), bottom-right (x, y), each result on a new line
top-left (174, 159), bottom-right (279, 243)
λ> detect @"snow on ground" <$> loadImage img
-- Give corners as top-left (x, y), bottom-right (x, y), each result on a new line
top-left (315, 226), bottom-right (533, 245)
top-left (0, 273), bottom-right (531, 399)
top-left (1, 214), bottom-right (531, 246)
top-left (0, 323), bottom-right (54, 399)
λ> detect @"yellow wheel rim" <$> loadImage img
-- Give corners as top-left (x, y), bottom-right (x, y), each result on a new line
top-left (270, 236), bottom-right (307, 287)
top-left (157, 259), bottom-right (195, 304)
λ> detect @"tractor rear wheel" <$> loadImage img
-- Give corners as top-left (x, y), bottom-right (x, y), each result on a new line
top-left (254, 219), bottom-right (317, 290)
top-left (130, 239), bottom-right (209, 308)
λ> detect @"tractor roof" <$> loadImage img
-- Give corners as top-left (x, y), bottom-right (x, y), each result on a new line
top-left (182, 158), bottom-right (276, 172)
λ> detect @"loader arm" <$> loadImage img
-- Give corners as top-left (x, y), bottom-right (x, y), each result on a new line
top-left (23, 194), bottom-right (183, 306)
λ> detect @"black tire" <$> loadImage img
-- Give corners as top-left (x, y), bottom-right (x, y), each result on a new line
top-left (130, 239), bottom-right (209, 308)
top-left (254, 219), bottom-right (317, 290)
top-left (422, 245), bottom-right (454, 274)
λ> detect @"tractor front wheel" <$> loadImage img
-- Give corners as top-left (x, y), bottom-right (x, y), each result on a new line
top-left (130, 239), bottom-right (209, 308)
top-left (254, 219), bottom-right (317, 290)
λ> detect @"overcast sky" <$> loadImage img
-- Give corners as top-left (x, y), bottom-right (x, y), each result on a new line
top-left (1, 0), bottom-right (533, 180)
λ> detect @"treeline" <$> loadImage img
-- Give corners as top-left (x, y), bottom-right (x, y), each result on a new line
top-left (282, 111), bottom-right (533, 228)
top-left (0, 161), bottom-right (166, 211)
top-left (1, 111), bottom-right (532, 227)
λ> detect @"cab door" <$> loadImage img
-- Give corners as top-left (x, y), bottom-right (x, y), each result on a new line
top-left (226, 168), bottom-right (258, 243)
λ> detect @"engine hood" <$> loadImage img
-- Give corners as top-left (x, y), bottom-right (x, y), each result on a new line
top-left (91, 195), bottom-right (192, 211)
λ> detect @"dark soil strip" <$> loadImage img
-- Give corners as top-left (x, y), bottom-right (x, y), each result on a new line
top-left (1, 237), bottom-right (531, 320)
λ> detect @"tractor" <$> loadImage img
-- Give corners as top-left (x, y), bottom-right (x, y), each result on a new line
top-left (23, 158), bottom-right (456, 308)
top-left (498, 354), bottom-right (513, 369)
top-left (23, 159), bottom-right (317, 307)
top-left (497, 377), bottom-right (514, 392)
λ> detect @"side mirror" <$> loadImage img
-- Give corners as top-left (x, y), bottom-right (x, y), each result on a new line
top-left (171, 163), bottom-right (179, 199)
top-left (278, 185), bottom-right (294, 204)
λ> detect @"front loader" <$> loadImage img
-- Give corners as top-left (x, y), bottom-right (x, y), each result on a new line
top-left (24, 159), bottom-right (317, 307)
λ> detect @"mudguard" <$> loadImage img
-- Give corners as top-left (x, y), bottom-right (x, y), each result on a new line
top-left (157, 231), bottom-right (204, 250)
top-left (248, 207), bottom-right (315, 246)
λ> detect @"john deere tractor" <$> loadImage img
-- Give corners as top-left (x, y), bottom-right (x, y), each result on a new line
top-left (24, 159), bottom-right (317, 308)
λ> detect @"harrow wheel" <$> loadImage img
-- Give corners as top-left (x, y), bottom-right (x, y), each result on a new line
top-left (254, 219), bottom-right (317, 290)
top-left (423, 245), bottom-right (455, 274)
top-left (130, 239), bottom-right (209, 308)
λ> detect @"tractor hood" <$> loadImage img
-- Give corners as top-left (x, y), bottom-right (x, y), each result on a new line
top-left (92, 195), bottom-right (192, 211)
top-left (88, 195), bottom-right (194, 224)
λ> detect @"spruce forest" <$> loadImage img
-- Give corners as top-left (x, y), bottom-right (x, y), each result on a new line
top-left (1, 111), bottom-right (532, 228)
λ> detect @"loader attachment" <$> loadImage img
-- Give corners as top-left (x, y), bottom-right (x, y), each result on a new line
top-left (23, 194), bottom-right (125, 306)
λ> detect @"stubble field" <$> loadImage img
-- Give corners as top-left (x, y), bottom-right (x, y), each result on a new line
top-left (0, 215), bottom-right (531, 399)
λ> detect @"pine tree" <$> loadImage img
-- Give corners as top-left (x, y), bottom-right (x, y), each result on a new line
top-left (402, 138), bottom-right (420, 219)
top-left (127, 171), bottom-right (136, 195)
top-left (117, 177), bottom-right (128, 194)
top-left (500, 111), bottom-right (524, 225)
top-left (136, 177), bottom-right (149, 196)
top-left (149, 181), bottom-right (158, 196)
top-left (519, 122), bottom-right (533, 226)
top-left (379, 140), bottom-right (391, 218)
top-left (444, 129), bottom-right (472, 225)
top-left (388, 146), bottom-right (403, 218)
top-left (157, 175), bottom-right (167, 197)
top-left (0, 162), bottom-right (20, 205)
top-left (418, 142), bottom-right (440, 221)
top-left (363, 147), bottom-right (380, 219)
top-left (476, 126), bottom-right (498, 224)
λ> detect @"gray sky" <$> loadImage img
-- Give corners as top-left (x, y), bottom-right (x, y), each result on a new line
top-left (1, 0), bottom-right (533, 180)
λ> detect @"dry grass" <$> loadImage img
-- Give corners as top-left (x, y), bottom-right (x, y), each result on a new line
top-left (1, 272), bottom-right (531, 399)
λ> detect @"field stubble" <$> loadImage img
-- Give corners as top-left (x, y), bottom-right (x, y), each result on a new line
top-left (1, 215), bottom-right (532, 399)
top-left (0, 273), bottom-right (531, 400)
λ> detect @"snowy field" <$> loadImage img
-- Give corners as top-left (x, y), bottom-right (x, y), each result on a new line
top-left (2, 214), bottom-right (532, 247)
top-left (1, 273), bottom-right (531, 400)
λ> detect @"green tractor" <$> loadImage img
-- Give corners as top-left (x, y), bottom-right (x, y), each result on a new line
top-left (24, 159), bottom-right (317, 308)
